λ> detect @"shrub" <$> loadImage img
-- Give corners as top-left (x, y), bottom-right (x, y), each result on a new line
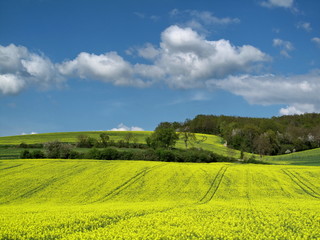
top-left (44, 141), bottom-right (74, 159)
top-left (118, 150), bottom-right (134, 160)
top-left (20, 150), bottom-right (32, 159)
top-left (31, 150), bottom-right (46, 159)
top-left (86, 148), bottom-right (101, 159)
top-left (100, 148), bottom-right (119, 160)
top-left (77, 135), bottom-right (98, 148)
top-left (19, 143), bottom-right (28, 148)
top-left (156, 149), bottom-right (176, 162)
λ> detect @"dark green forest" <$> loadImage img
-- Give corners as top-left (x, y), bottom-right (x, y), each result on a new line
top-left (168, 113), bottom-right (320, 156)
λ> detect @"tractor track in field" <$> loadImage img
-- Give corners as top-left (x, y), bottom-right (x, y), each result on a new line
top-left (96, 163), bottom-right (168, 202)
top-left (0, 161), bottom-right (67, 178)
top-left (0, 164), bottom-right (23, 171)
top-left (282, 169), bottom-right (320, 199)
top-left (198, 166), bottom-right (228, 204)
top-left (0, 164), bottom-right (88, 204)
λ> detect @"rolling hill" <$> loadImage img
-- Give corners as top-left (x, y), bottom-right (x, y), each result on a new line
top-left (0, 131), bottom-right (242, 160)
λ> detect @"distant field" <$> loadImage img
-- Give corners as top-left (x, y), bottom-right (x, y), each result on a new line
top-left (264, 148), bottom-right (320, 166)
top-left (0, 160), bottom-right (319, 239)
top-left (0, 131), bottom-right (242, 159)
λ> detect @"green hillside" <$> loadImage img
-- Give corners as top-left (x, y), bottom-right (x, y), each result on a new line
top-left (2, 131), bottom-right (320, 166)
top-left (0, 159), bottom-right (319, 239)
top-left (264, 148), bottom-right (320, 166)
top-left (0, 131), bottom-right (242, 159)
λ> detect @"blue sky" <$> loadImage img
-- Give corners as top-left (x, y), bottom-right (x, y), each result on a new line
top-left (1, 0), bottom-right (320, 136)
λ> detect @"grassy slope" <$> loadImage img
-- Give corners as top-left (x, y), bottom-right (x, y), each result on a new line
top-left (0, 160), bottom-right (319, 239)
top-left (264, 148), bottom-right (320, 166)
top-left (0, 131), bottom-right (242, 159)
top-left (1, 131), bottom-right (320, 166)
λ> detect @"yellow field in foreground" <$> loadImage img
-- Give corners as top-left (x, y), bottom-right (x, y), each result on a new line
top-left (0, 160), bottom-right (319, 239)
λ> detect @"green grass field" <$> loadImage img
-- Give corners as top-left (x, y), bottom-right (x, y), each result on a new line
top-left (0, 159), bottom-right (319, 239)
top-left (264, 147), bottom-right (320, 166)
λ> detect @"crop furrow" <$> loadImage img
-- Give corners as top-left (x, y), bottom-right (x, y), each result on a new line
top-left (198, 166), bottom-right (228, 204)
top-left (287, 169), bottom-right (320, 197)
top-left (282, 169), bottom-right (320, 199)
top-left (1, 165), bottom-right (88, 204)
top-left (0, 164), bottom-right (23, 171)
top-left (97, 163), bottom-right (167, 202)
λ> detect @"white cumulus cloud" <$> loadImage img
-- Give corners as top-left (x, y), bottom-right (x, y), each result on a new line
top-left (211, 71), bottom-right (320, 115)
top-left (59, 25), bottom-right (269, 89)
top-left (58, 51), bottom-right (149, 87)
top-left (109, 123), bottom-right (144, 131)
top-left (279, 104), bottom-right (316, 115)
top-left (0, 44), bottom-right (64, 95)
top-left (21, 131), bottom-right (38, 135)
top-left (137, 25), bottom-right (269, 88)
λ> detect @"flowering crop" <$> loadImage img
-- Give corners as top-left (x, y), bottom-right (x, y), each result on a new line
top-left (0, 160), bottom-right (319, 239)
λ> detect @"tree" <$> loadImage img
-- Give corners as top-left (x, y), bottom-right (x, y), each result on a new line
top-left (179, 125), bottom-right (207, 149)
top-left (179, 125), bottom-right (197, 149)
top-left (147, 123), bottom-right (179, 149)
top-left (99, 133), bottom-right (110, 147)
top-left (77, 135), bottom-right (97, 148)
top-left (44, 141), bottom-right (74, 158)
top-left (124, 132), bottom-right (136, 145)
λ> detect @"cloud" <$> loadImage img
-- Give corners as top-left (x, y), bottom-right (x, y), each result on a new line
top-left (0, 44), bottom-right (64, 95)
top-left (311, 37), bottom-right (320, 48)
top-left (109, 123), bottom-right (144, 131)
top-left (143, 25), bottom-right (269, 88)
top-left (296, 22), bottom-right (312, 32)
top-left (21, 131), bottom-right (38, 135)
top-left (58, 51), bottom-right (149, 87)
top-left (279, 104), bottom-right (316, 115)
top-left (211, 71), bottom-right (320, 115)
top-left (170, 9), bottom-right (239, 33)
top-left (134, 12), bottom-right (160, 22)
top-left (136, 43), bottom-right (160, 60)
top-left (260, 0), bottom-right (294, 8)
top-left (62, 25), bottom-right (269, 89)
top-left (273, 38), bottom-right (294, 58)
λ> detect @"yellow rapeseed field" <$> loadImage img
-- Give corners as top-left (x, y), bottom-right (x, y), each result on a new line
top-left (0, 159), bottom-right (319, 239)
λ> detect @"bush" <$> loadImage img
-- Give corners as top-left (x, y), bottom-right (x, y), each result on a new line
top-left (86, 148), bottom-right (101, 159)
top-left (100, 148), bottom-right (119, 160)
top-left (77, 135), bottom-right (98, 148)
top-left (156, 149), bottom-right (176, 162)
top-left (118, 150), bottom-right (134, 160)
top-left (31, 150), bottom-right (46, 158)
top-left (44, 141), bottom-right (74, 159)
top-left (19, 143), bottom-right (28, 148)
top-left (19, 143), bottom-right (44, 148)
top-left (20, 149), bottom-right (46, 159)
top-left (20, 150), bottom-right (32, 159)
top-left (68, 151), bottom-right (83, 159)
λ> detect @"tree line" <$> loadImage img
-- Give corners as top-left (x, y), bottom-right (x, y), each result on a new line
top-left (20, 126), bottom-right (237, 163)
top-left (165, 113), bottom-right (320, 156)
